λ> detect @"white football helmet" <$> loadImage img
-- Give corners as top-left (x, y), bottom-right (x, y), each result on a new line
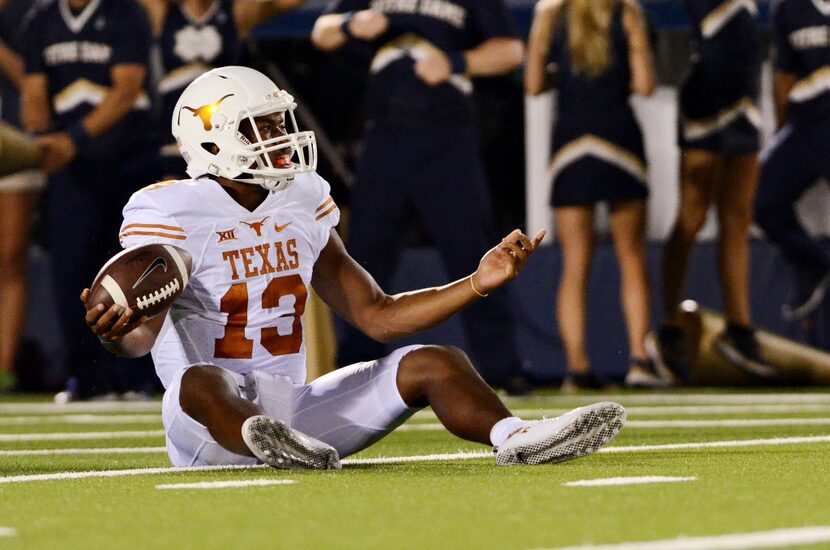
top-left (172, 65), bottom-right (317, 191)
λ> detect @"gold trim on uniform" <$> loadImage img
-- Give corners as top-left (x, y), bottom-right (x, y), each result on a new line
top-left (700, 0), bottom-right (757, 39)
top-left (547, 135), bottom-right (647, 185)
top-left (158, 63), bottom-right (213, 95)
top-left (54, 78), bottom-right (150, 114)
top-left (789, 66), bottom-right (830, 103)
top-left (370, 33), bottom-right (472, 95)
top-left (682, 96), bottom-right (762, 141)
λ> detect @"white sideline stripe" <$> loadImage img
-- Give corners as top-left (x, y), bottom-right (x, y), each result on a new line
top-left (0, 430), bottom-right (164, 441)
top-left (563, 476), bottom-right (697, 487)
top-left (0, 527), bottom-right (16, 537)
top-left (414, 404), bottom-right (830, 420)
top-left (3, 435), bottom-right (830, 483)
top-left (156, 479), bottom-right (296, 490)
top-left (535, 526), bottom-right (830, 550)
top-left (506, 393), bottom-right (830, 405)
top-left (0, 447), bottom-right (167, 456)
top-left (400, 418), bottom-right (830, 431)
top-left (0, 414), bottom-right (161, 426)
top-left (0, 402), bottom-right (161, 414)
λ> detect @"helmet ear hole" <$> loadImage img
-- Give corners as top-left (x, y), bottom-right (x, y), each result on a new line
top-left (201, 142), bottom-right (219, 155)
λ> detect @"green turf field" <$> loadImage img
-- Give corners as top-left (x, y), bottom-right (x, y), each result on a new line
top-left (2, 390), bottom-right (830, 549)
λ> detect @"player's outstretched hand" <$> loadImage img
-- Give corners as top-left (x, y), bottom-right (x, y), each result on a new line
top-left (80, 288), bottom-right (147, 343)
top-left (471, 229), bottom-right (546, 295)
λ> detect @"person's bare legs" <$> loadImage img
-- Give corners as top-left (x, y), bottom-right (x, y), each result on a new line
top-left (716, 154), bottom-right (758, 327)
top-left (179, 365), bottom-right (263, 456)
top-left (396, 346), bottom-right (511, 444)
top-left (662, 150), bottom-right (722, 326)
top-left (0, 190), bottom-right (40, 379)
top-left (554, 206), bottom-right (596, 374)
top-left (609, 200), bottom-right (651, 359)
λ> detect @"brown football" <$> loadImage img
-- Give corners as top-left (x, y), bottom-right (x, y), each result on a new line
top-left (87, 244), bottom-right (192, 319)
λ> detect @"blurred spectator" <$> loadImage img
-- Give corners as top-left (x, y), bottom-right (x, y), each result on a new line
top-left (22, 0), bottom-right (156, 401)
top-left (311, 1), bottom-right (530, 392)
top-left (755, 0), bottom-right (830, 324)
top-left (653, 0), bottom-right (771, 383)
top-left (0, 0), bottom-right (46, 392)
top-left (526, 0), bottom-right (659, 390)
top-left (139, 0), bottom-right (304, 179)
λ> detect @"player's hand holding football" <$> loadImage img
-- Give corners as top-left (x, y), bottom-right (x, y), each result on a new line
top-left (471, 229), bottom-right (547, 295)
top-left (80, 289), bottom-right (147, 344)
top-left (414, 52), bottom-right (453, 86)
top-left (348, 10), bottom-right (389, 41)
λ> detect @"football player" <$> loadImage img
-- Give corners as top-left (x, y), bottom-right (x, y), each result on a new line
top-left (82, 66), bottom-right (625, 469)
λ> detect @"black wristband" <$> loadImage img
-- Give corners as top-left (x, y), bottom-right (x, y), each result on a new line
top-left (340, 12), bottom-right (355, 38)
top-left (449, 51), bottom-right (467, 74)
top-left (66, 122), bottom-right (91, 147)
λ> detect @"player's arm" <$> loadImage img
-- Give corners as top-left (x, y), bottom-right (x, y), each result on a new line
top-left (312, 228), bottom-right (545, 343)
top-left (311, 9), bottom-right (388, 52)
top-left (462, 37), bottom-right (523, 77)
top-left (773, 71), bottom-right (797, 128)
top-left (622, 0), bottom-right (655, 96)
top-left (136, 0), bottom-right (169, 38)
top-left (0, 38), bottom-right (23, 89)
top-left (20, 73), bottom-right (50, 133)
top-left (234, 0), bottom-right (306, 39)
top-left (80, 289), bottom-right (166, 358)
top-left (525, 0), bottom-right (561, 95)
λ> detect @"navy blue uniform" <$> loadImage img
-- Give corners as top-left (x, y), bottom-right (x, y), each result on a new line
top-left (678, 0), bottom-right (762, 154)
top-left (548, 2), bottom-right (648, 207)
top-left (0, 0), bottom-right (44, 127)
top-left (24, 0), bottom-right (155, 398)
top-left (755, 0), bottom-right (830, 278)
top-left (324, 0), bottom-right (524, 387)
top-left (156, 0), bottom-right (238, 174)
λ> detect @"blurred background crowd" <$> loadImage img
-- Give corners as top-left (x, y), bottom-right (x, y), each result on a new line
top-left (1, 0), bottom-right (829, 400)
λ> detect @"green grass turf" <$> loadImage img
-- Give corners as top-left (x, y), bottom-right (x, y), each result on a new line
top-left (1, 390), bottom-right (830, 549)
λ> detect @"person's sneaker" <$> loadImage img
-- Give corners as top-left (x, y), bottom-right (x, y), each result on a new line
top-left (624, 358), bottom-right (672, 389)
top-left (782, 268), bottom-right (830, 322)
top-left (241, 415), bottom-right (341, 470)
top-left (501, 375), bottom-right (534, 397)
top-left (714, 325), bottom-right (777, 378)
top-left (560, 371), bottom-right (608, 393)
top-left (645, 326), bottom-right (690, 384)
top-left (53, 389), bottom-right (119, 404)
top-left (494, 402), bottom-right (626, 466)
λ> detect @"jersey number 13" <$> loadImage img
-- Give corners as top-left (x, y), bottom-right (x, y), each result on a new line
top-left (214, 274), bottom-right (307, 359)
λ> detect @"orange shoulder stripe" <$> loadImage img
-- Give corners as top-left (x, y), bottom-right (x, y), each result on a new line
top-left (315, 197), bottom-right (334, 213)
top-left (119, 230), bottom-right (187, 240)
top-left (121, 223), bottom-right (185, 232)
top-left (315, 204), bottom-right (338, 222)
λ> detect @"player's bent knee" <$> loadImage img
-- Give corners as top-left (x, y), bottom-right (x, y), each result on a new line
top-left (180, 364), bottom-right (241, 416)
top-left (401, 345), bottom-right (475, 382)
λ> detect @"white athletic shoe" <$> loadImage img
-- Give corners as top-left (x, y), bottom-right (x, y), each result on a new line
top-left (241, 415), bottom-right (341, 470)
top-left (494, 402), bottom-right (626, 466)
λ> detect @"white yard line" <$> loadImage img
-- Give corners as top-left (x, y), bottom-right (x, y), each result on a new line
top-left (0, 414), bottom-right (162, 426)
top-left (413, 404), bottom-right (830, 420)
top-left (0, 430), bottom-right (164, 442)
top-left (534, 526), bottom-right (830, 550)
top-left (508, 393), bottom-right (830, 405)
top-left (2, 434), bottom-right (830, 483)
top-left (563, 476), bottom-right (697, 487)
top-left (0, 402), bottom-right (161, 414)
top-left (156, 479), bottom-right (296, 490)
top-left (0, 527), bottom-right (16, 537)
top-left (399, 417), bottom-right (830, 431)
top-left (0, 447), bottom-right (167, 456)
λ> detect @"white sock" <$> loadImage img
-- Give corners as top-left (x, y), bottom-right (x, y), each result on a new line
top-left (490, 416), bottom-right (529, 447)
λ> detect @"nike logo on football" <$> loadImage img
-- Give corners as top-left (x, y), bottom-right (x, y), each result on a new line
top-left (133, 257), bottom-right (168, 290)
top-left (274, 221), bottom-right (293, 232)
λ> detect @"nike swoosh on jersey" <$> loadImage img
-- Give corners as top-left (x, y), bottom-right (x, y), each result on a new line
top-left (274, 221), bottom-right (293, 232)
top-left (132, 257), bottom-right (168, 290)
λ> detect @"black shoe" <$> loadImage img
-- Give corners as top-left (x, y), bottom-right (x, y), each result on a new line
top-left (714, 325), bottom-right (777, 378)
top-left (645, 326), bottom-right (690, 384)
top-left (500, 375), bottom-right (534, 397)
top-left (782, 268), bottom-right (830, 322)
top-left (624, 358), bottom-right (673, 389)
top-left (560, 371), bottom-right (608, 393)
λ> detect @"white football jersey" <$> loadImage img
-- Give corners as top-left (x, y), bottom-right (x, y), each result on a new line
top-left (119, 174), bottom-right (340, 388)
